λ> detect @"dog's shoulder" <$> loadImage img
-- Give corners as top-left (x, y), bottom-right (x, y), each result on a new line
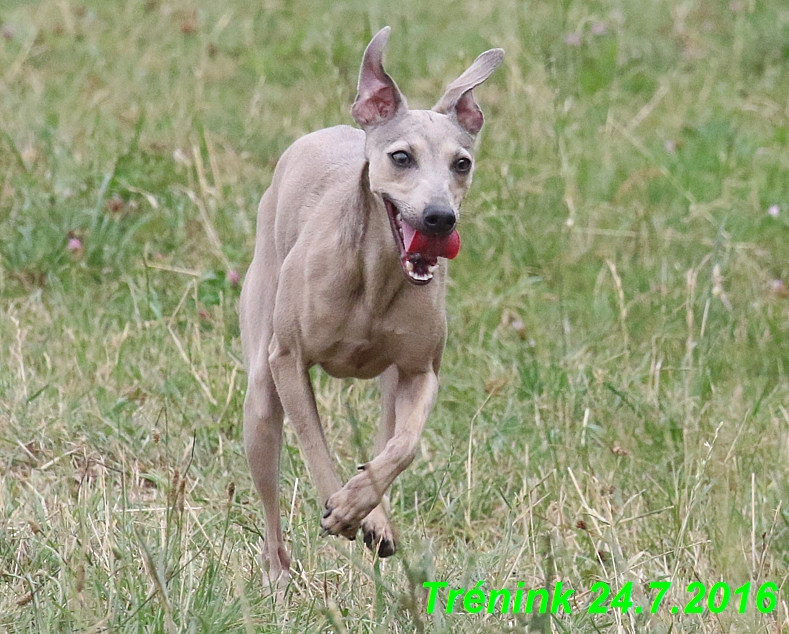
top-left (283, 125), bottom-right (365, 165)
top-left (272, 125), bottom-right (367, 197)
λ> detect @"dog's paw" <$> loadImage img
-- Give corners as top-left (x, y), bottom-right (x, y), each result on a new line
top-left (321, 504), bottom-right (359, 540)
top-left (361, 505), bottom-right (398, 558)
top-left (321, 475), bottom-right (379, 539)
top-left (261, 544), bottom-right (291, 600)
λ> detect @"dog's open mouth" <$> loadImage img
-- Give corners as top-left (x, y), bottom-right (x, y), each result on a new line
top-left (384, 198), bottom-right (460, 285)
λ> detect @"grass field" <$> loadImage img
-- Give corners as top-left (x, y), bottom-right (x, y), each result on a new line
top-left (2, 0), bottom-right (789, 632)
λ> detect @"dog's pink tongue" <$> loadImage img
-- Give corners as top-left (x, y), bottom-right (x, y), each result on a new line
top-left (402, 223), bottom-right (461, 260)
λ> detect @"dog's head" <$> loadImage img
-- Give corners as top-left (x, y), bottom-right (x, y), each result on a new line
top-left (352, 27), bottom-right (503, 285)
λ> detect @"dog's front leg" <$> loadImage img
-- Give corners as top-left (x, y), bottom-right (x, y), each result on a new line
top-left (268, 336), bottom-right (357, 540)
top-left (322, 369), bottom-right (438, 537)
top-left (361, 365), bottom-right (398, 557)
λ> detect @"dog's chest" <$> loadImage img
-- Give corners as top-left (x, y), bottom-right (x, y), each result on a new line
top-left (308, 295), bottom-right (444, 379)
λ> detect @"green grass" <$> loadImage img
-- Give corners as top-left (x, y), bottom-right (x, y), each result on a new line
top-left (2, 0), bottom-right (789, 632)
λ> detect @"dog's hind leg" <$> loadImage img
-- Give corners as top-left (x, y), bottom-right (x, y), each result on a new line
top-left (244, 351), bottom-right (291, 589)
top-left (267, 337), bottom-right (358, 540)
top-left (361, 365), bottom-right (399, 557)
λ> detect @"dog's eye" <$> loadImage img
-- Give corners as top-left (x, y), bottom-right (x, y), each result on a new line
top-left (453, 157), bottom-right (472, 174)
top-left (390, 151), bottom-right (413, 168)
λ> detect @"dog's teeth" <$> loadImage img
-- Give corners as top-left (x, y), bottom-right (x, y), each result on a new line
top-left (428, 264), bottom-right (438, 273)
top-left (396, 213), bottom-right (402, 223)
top-left (405, 261), bottom-right (414, 272)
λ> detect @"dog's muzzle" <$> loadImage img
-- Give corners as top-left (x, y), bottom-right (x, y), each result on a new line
top-left (383, 197), bottom-right (461, 285)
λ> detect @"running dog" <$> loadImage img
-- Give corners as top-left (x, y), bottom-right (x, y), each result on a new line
top-left (239, 26), bottom-right (503, 586)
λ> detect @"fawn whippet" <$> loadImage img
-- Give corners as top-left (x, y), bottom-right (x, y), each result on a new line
top-left (239, 26), bottom-right (503, 586)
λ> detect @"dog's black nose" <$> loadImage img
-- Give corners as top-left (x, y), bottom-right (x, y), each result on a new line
top-left (422, 204), bottom-right (456, 236)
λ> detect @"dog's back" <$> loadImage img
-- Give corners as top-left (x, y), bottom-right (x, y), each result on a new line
top-left (254, 125), bottom-right (366, 265)
top-left (240, 125), bottom-right (367, 363)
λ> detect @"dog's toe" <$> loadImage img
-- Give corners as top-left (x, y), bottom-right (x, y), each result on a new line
top-left (342, 524), bottom-right (357, 539)
top-left (364, 528), bottom-right (397, 558)
top-left (361, 504), bottom-right (398, 558)
top-left (320, 519), bottom-right (358, 541)
top-left (320, 506), bottom-right (360, 540)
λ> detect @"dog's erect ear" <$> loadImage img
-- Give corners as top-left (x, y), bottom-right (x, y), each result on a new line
top-left (433, 48), bottom-right (504, 135)
top-left (352, 27), bottom-right (407, 128)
